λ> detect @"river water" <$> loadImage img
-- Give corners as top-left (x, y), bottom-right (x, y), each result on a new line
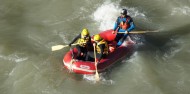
top-left (0, 0), bottom-right (190, 94)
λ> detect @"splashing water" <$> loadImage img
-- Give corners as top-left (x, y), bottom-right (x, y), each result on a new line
top-left (83, 73), bottom-right (115, 85)
top-left (92, 1), bottom-right (147, 31)
top-left (92, 1), bottom-right (120, 31)
top-left (171, 6), bottom-right (190, 16)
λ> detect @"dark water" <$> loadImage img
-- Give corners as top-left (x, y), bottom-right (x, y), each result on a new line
top-left (0, 0), bottom-right (190, 94)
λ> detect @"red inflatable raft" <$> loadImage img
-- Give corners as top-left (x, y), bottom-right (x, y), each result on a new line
top-left (63, 29), bottom-right (134, 74)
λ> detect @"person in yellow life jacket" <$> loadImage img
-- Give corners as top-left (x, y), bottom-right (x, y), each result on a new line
top-left (112, 9), bottom-right (135, 47)
top-left (68, 28), bottom-right (92, 60)
top-left (85, 34), bottom-right (109, 62)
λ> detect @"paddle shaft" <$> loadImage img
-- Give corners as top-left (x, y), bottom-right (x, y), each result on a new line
top-left (93, 44), bottom-right (100, 81)
top-left (63, 43), bottom-right (78, 48)
top-left (69, 48), bottom-right (74, 71)
top-left (117, 30), bottom-right (159, 34)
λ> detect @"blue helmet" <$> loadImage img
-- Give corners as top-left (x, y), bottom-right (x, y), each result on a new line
top-left (121, 9), bottom-right (127, 15)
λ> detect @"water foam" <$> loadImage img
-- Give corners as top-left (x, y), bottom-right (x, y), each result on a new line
top-left (0, 52), bottom-right (28, 63)
top-left (92, 1), bottom-right (120, 31)
top-left (171, 6), bottom-right (190, 16)
top-left (92, 1), bottom-right (147, 31)
top-left (83, 73), bottom-right (115, 85)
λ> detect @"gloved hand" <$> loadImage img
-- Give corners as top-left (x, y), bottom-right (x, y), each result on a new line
top-left (124, 30), bottom-right (129, 36)
top-left (112, 31), bottom-right (116, 34)
top-left (93, 43), bottom-right (96, 47)
top-left (95, 58), bottom-right (100, 62)
top-left (125, 30), bottom-right (129, 34)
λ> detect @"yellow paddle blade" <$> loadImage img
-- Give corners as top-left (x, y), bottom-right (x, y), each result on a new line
top-left (51, 45), bottom-right (67, 51)
top-left (95, 65), bottom-right (100, 81)
top-left (51, 43), bottom-right (79, 51)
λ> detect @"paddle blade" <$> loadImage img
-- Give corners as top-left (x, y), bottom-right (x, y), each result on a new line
top-left (94, 62), bottom-right (100, 81)
top-left (95, 70), bottom-right (100, 81)
top-left (51, 45), bottom-right (65, 51)
top-left (69, 59), bottom-right (74, 72)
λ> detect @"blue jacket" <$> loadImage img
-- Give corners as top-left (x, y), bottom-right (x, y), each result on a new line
top-left (113, 15), bottom-right (135, 32)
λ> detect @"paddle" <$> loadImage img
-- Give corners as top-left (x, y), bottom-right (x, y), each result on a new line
top-left (69, 48), bottom-right (74, 72)
top-left (93, 43), bottom-right (100, 81)
top-left (117, 30), bottom-right (159, 34)
top-left (51, 43), bottom-right (78, 51)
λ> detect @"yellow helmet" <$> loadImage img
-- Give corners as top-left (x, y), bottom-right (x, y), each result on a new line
top-left (81, 28), bottom-right (89, 36)
top-left (94, 34), bottom-right (102, 41)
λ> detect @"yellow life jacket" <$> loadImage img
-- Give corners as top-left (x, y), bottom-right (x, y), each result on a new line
top-left (96, 39), bottom-right (109, 55)
top-left (77, 36), bottom-right (90, 47)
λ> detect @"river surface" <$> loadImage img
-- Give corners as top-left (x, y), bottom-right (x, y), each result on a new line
top-left (0, 0), bottom-right (190, 94)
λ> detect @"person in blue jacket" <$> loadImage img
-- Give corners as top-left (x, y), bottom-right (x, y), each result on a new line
top-left (112, 9), bottom-right (135, 47)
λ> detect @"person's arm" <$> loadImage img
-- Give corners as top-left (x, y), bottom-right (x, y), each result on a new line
top-left (127, 16), bottom-right (135, 32)
top-left (86, 36), bottom-right (92, 48)
top-left (68, 34), bottom-right (80, 46)
top-left (113, 17), bottom-right (120, 31)
top-left (87, 36), bottom-right (92, 45)
top-left (96, 44), bottom-right (105, 60)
